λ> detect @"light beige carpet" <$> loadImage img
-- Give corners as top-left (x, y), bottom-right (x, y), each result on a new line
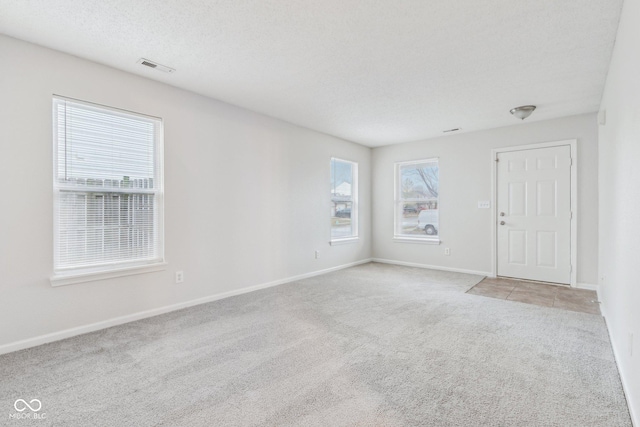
top-left (0, 263), bottom-right (632, 426)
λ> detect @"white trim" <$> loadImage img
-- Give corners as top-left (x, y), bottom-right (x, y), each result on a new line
top-left (330, 237), bottom-right (359, 246)
top-left (50, 262), bottom-right (167, 287)
top-left (597, 287), bottom-right (604, 310)
top-left (491, 139), bottom-right (578, 287)
top-left (575, 282), bottom-right (599, 292)
top-left (394, 157), bottom-right (439, 166)
top-left (392, 237), bottom-right (441, 245)
top-left (52, 94), bottom-right (163, 120)
top-left (601, 313), bottom-right (639, 426)
top-left (0, 258), bottom-right (372, 356)
top-left (372, 258), bottom-right (491, 277)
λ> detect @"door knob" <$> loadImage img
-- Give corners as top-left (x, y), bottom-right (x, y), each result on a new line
top-left (500, 221), bottom-right (505, 225)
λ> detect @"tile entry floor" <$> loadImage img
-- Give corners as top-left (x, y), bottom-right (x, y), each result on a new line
top-left (467, 277), bottom-right (601, 315)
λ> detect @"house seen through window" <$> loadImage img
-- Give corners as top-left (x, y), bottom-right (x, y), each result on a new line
top-left (330, 158), bottom-right (358, 241)
top-left (395, 159), bottom-right (439, 240)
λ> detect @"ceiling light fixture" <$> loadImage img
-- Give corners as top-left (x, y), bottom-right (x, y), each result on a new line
top-left (510, 105), bottom-right (536, 120)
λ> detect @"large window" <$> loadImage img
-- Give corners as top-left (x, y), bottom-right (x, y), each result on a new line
top-left (52, 97), bottom-right (164, 280)
top-left (395, 159), bottom-right (439, 241)
top-left (331, 158), bottom-right (358, 242)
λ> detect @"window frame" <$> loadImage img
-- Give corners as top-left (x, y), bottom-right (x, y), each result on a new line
top-left (330, 157), bottom-right (359, 244)
top-left (50, 96), bottom-right (165, 286)
top-left (393, 158), bottom-right (440, 244)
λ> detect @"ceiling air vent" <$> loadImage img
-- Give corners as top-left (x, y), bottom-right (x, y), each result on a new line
top-left (137, 58), bottom-right (175, 73)
top-left (443, 128), bottom-right (460, 133)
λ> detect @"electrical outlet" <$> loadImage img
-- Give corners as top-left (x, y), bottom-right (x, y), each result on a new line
top-left (175, 271), bottom-right (184, 284)
top-left (444, 248), bottom-right (450, 256)
top-left (315, 250), bottom-right (320, 259)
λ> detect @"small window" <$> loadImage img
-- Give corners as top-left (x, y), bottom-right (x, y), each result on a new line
top-left (395, 159), bottom-right (439, 241)
top-left (52, 97), bottom-right (164, 279)
top-left (330, 158), bottom-right (358, 242)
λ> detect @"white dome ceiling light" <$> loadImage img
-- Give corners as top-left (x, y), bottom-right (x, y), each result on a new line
top-left (510, 105), bottom-right (537, 120)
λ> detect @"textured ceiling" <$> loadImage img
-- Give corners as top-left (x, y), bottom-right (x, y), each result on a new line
top-left (0, 0), bottom-right (623, 146)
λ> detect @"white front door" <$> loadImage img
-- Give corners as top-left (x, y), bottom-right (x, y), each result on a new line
top-left (497, 145), bottom-right (572, 284)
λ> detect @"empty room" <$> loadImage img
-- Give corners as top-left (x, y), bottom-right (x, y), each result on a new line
top-left (0, 0), bottom-right (638, 425)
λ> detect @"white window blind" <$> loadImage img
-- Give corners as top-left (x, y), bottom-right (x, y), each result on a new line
top-left (53, 97), bottom-right (163, 275)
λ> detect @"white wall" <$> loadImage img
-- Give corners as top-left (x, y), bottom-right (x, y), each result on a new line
top-left (0, 35), bottom-right (371, 350)
top-left (372, 114), bottom-right (599, 285)
top-left (598, 0), bottom-right (640, 422)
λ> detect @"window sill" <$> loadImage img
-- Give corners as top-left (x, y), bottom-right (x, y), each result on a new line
top-left (50, 262), bottom-right (167, 287)
top-left (330, 237), bottom-right (359, 246)
top-left (393, 237), bottom-right (441, 245)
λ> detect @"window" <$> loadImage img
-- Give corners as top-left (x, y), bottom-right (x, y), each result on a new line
top-left (52, 97), bottom-right (163, 281)
top-left (395, 159), bottom-right (439, 242)
top-left (330, 158), bottom-right (358, 242)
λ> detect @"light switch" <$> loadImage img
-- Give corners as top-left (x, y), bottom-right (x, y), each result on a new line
top-left (478, 201), bottom-right (491, 209)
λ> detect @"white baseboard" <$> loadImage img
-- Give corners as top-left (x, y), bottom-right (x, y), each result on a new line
top-left (576, 282), bottom-right (600, 292)
top-left (601, 311), bottom-right (638, 427)
top-left (371, 258), bottom-right (491, 277)
top-left (0, 258), bottom-right (372, 356)
top-left (597, 288), bottom-right (605, 312)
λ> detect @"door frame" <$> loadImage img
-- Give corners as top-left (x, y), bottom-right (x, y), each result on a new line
top-left (490, 139), bottom-right (578, 287)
